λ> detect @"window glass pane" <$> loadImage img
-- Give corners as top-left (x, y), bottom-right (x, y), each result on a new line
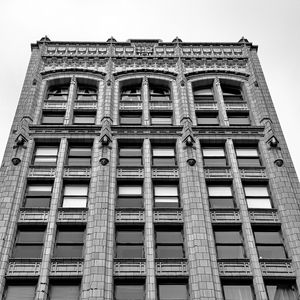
top-left (34, 157), bottom-right (57, 164)
top-left (151, 117), bottom-right (172, 125)
top-left (68, 158), bottom-right (91, 166)
top-left (254, 232), bottom-right (282, 244)
top-left (266, 284), bottom-right (298, 300)
top-left (42, 115), bottom-right (64, 124)
top-left (155, 197), bottom-right (179, 204)
top-left (54, 245), bottom-right (83, 257)
top-left (154, 186), bottom-right (178, 196)
top-left (49, 285), bottom-right (80, 300)
top-left (215, 231), bottom-right (241, 243)
top-left (116, 198), bottom-right (143, 208)
top-left (209, 198), bottom-right (235, 209)
top-left (120, 115), bottom-right (141, 125)
top-left (257, 245), bottom-right (286, 259)
top-left (156, 231), bottom-right (182, 243)
top-left (229, 116), bottom-right (250, 125)
top-left (116, 231), bottom-right (143, 243)
top-left (208, 186), bottom-right (232, 197)
top-left (73, 116), bottom-right (95, 124)
top-left (17, 231), bottom-right (44, 243)
top-left (152, 158), bottom-right (176, 166)
top-left (217, 245), bottom-right (244, 259)
top-left (62, 198), bottom-right (87, 208)
top-left (13, 245), bottom-right (43, 258)
top-left (194, 88), bottom-right (213, 95)
top-left (57, 231), bottom-right (84, 243)
top-left (203, 148), bottom-right (225, 157)
top-left (69, 148), bottom-right (91, 156)
top-left (223, 285), bottom-right (254, 300)
top-left (153, 149), bottom-right (175, 156)
top-left (116, 245), bottom-right (144, 258)
top-left (204, 158), bottom-right (227, 167)
top-left (236, 149), bottom-right (258, 157)
top-left (27, 185), bottom-right (52, 194)
top-left (156, 246), bottom-right (184, 258)
top-left (197, 116), bottom-right (218, 125)
top-left (119, 158), bottom-right (142, 166)
top-left (25, 197), bottom-right (51, 208)
top-left (115, 285), bottom-right (144, 300)
top-left (64, 186), bottom-right (88, 196)
top-left (237, 158), bottom-right (261, 167)
top-left (119, 186), bottom-right (142, 196)
top-left (119, 148), bottom-right (142, 157)
top-left (244, 186), bottom-right (269, 197)
top-left (36, 148), bottom-right (58, 156)
top-left (247, 198), bottom-right (272, 209)
top-left (6, 285), bottom-right (36, 300)
top-left (159, 284), bottom-right (188, 300)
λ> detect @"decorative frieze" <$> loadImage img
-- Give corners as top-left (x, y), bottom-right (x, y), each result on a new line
top-left (50, 259), bottom-right (84, 276)
top-left (218, 260), bottom-right (252, 277)
top-left (155, 259), bottom-right (188, 276)
top-left (114, 260), bottom-right (146, 276)
top-left (7, 260), bottom-right (41, 276)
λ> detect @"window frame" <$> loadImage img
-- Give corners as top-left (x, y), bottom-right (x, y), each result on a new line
top-left (67, 146), bottom-right (92, 166)
top-left (244, 185), bottom-right (272, 209)
top-left (32, 146), bottom-right (59, 166)
top-left (73, 112), bottom-right (96, 125)
top-left (152, 147), bottom-right (176, 166)
top-left (76, 85), bottom-right (98, 101)
top-left (265, 282), bottom-right (298, 300)
top-left (41, 112), bottom-right (65, 125)
top-left (120, 85), bottom-right (142, 101)
top-left (222, 283), bottom-right (255, 300)
top-left (4, 282), bottom-right (37, 300)
top-left (119, 113), bottom-right (142, 125)
top-left (221, 85), bottom-right (244, 102)
top-left (150, 112), bottom-right (173, 125)
top-left (197, 113), bottom-right (219, 126)
top-left (118, 146), bottom-right (143, 167)
top-left (149, 85), bottom-right (171, 102)
top-left (193, 85), bottom-right (215, 102)
top-left (114, 279), bottom-right (145, 300)
top-left (228, 113), bottom-right (251, 126)
top-left (46, 85), bottom-right (69, 101)
top-left (202, 147), bottom-right (227, 167)
top-left (235, 147), bottom-right (261, 167)
top-left (157, 281), bottom-right (189, 300)
top-left (62, 183), bottom-right (89, 208)
top-left (117, 184), bottom-right (144, 208)
top-left (207, 184), bottom-right (235, 209)
top-left (24, 183), bottom-right (53, 208)
top-left (153, 184), bottom-right (180, 208)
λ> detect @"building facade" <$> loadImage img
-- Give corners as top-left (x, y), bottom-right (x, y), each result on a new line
top-left (0, 36), bottom-right (299, 300)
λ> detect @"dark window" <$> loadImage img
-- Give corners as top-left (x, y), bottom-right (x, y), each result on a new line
top-left (156, 228), bottom-right (184, 258)
top-left (12, 228), bottom-right (45, 258)
top-left (151, 113), bottom-right (172, 125)
top-left (119, 147), bottom-right (142, 166)
top-left (202, 147), bottom-right (227, 167)
top-left (76, 85), bottom-right (97, 101)
top-left (244, 185), bottom-right (272, 209)
top-left (67, 146), bottom-right (92, 166)
top-left (150, 85), bottom-right (171, 101)
top-left (158, 283), bottom-right (188, 300)
top-left (254, 229), bottom-right (287, 259)
top-left (117, 185), bottom-right (143, 208)
top-left (193, 85), bottom-right (214, 102)
top-left (208, 185), bottom-right (235, 209)
top-left (73, 113), bottom-right (95, 125)
top-left (24, 184), bottom-right (52, 208)
top-left (121, 86), bottom-right (141, 101)
top-left (120, 113), bottom-right (142, 125)
top-left (49, 283), bottom-right (81, 300)
top-left (223, 284), bottom-right (255, 300)
top-left (42, 113), bottom-right (65, 124)
top-left (33, 146), bottom-right (58, 165)
top-left (154, 185), bottom-right (179, 208)
top-left (228, 114), bottom-right (250, 126)
top-left (62, 184), bottom-right (88, 208)
top-left (266, 283), bottom-right (298, 300)
top-left (197, 113), bottom-right (219, 125)
top-left (236, 148), bottom-right (261, 167)
top-left (47, 86), bottom-right (69, 101)
top-left (221, 85), bottom-right (243, 102)
top-left (4, 283), bottom-right (36, 300)
top-left (215, 229), bottom-right (245, 259)
top-left (114, 282), bottom-right (145, 300)
top-left (115, 229), bottom-right (144, 258)
top-left (54, 228), bottom-right (85, 258)
top-left (152, 147), bottom-right (176, 166)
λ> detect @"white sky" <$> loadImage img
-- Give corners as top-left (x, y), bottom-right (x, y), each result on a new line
top-left (0, 0), bottom-right (299, 177)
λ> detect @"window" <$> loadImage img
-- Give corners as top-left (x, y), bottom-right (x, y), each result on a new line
top-left (117, 185), bottom-right (143, 208)
top-left (42, 112), bottom-right (65, 124)
top-left (156, 228), bottom-right (184, 258)
top-left (222, 284), bottom-right (255, 300)
top-left (73, 113), bottom-right (95, 124)
top-left (151, 113), bottom-right (172, 125)
top-left (49, 283), bottom-right (81, 300)
top-left (214, 229), bottom-right (245, 259)
top-left (4, 283), bottom-right (36, 300)
top-left (54, 227), bottom-right (85, 258)
top-left (76, 85), bottom-right (97, 101)
top-left (236, 147), bottom-right (261, 167)
top-left (197, 113), bottom-right (219, 125)
top-left (221, 85), bottom-right (243, 102)
top-left (152, 147), bottom-right (176, 166)
top-left (67, 146), bottom-right (92, 166)
top-left (121, 86), bottom-right (141, 101)
top-left (62, 184), bottom-right (88, 208)
top-left (244, 185), bottom-right (272, 209)
top-left (115, 229), bottom-right (144, 258)
top-left (118, 147), bottom-right (142, 166)
top-left (114, 281), bottom-right (145, 300)
top-left (266, 283), bottom-right (298, 300)
top-left (158, 282), bottom-right (188, 300)
top-left (154, 185), bottom-right (179, 208)
top-left (24, 184), bottom-right (52, 208)
top-left (202, 147), bottom-right (227, 167)
top-left (47, 86), bottom-right (69, 101)
top-left (193, 85), bottom-right (214, 102)
top-left (254, 229), bottom-right (287, 259)
top-left (12, 228), bottom-right (45, 258)
top-left (33, 146), bottom-right (58, 165)
top-left (208, 185), bottom-right (235, 209)
top-left (149, 85), bottom-right (170, 101)
top-left (120, 113), bottom-right (142, 125)
top-left (228, 113), bottom-right (250, 126)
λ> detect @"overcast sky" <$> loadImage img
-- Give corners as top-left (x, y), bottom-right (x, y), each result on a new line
top-left (0, 0), bottom-right (299, 177)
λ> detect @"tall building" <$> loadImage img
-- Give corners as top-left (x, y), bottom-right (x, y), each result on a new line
top-left (0, 36), bottom-right (299, 300)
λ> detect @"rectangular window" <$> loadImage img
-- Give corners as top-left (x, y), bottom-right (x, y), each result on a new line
top-left (228, 114), bottom-right (250, 126)
top-left (154, 185), bottom-right (179, 208)
top-left (47, 86), bottom-right (69, 101)
top-left (193, 86), bottom-right (214, 102)
top-left (4, 284), bottom-right (36, 300)
top-left (33, 146), bottom-right (58, 165)
top-left (73, 113), bottom-right (95, 125)
top-left (117, 185), bottom-right (143, 208)
top-left (12, 228), bottom-right (45, 258)
top-left (121, 86), bottom-right (142, 101)
top-left (119, 147), bottom-right (142, 166)
top-left (49, 283), bottom-right (81, 300)
top-left (114, 282), bottom-right (145, 300)
top-left (236, 148), bottom-right (261, 167)
top-left (156, 228), bottom-right (184, 258)
top-left (152, 147), bottom-right (176, 166)
top-left (197, 113), bottom-right (219, 125)
top-left (42, 113), bottom-right (65, 124)
top-left (215, 230), bottom-right (245, 259)
top-left (244, 186), bottom-right (272, 209)
top-left (254, 229), bottom-right (287, 259)
top-left (223, 284), bottom-right (255, 300)
top-left (208, 185), bottom-right (235, 209)
top-left (62, 184), bottom-right (88, 208)
top-left (266, 283), bottom-right (298, 300)
top-left (221, 85), bottom-right (243, 102)
top-left (115, 229), bottom-right (144, 258)
top-left (76, 85), bottom-right (97, 101)
top-left (120, 113), bottom-right (142, 125)
top-left (67, 146), bottom-right (92, 166)
top-left (158, 283), bottom-right (188, 300)
top-left (202, 147), bottom-right (227, 167)
top-left (24, 184), bottom-right (52, 208)
top-left (149, 85), bottom-right (171, 101)
top-left (151, 113), bottom-right (172, 125)
top-left (54, 227), bottom-right (85, 258)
